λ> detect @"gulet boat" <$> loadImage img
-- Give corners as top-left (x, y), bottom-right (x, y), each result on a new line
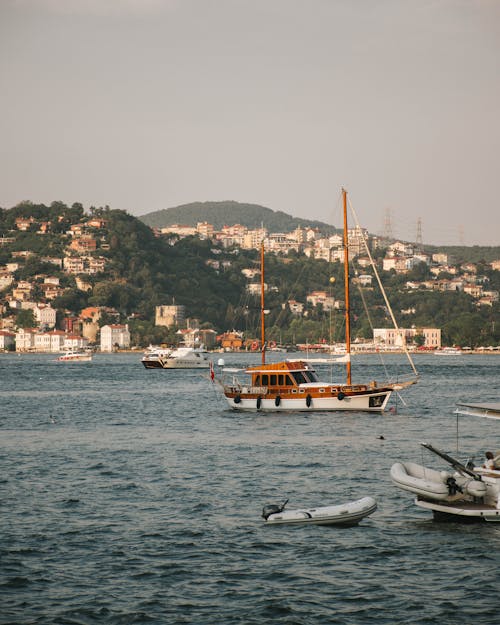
top-left (217, 189), bottom-right (418, 412)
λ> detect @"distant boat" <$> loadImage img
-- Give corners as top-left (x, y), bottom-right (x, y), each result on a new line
top-left (435, 347), bottom-right (463, 355)
top-left (160, 346), bottom-right (210, 369)
top-left (143, 346), bottom-right (210, 369)
top-left (216, 188), bottom-right (418, 412)
top-left (141, 345), bottom-right (173, 369)
top-left (56, 349), bottom-right (92, 362)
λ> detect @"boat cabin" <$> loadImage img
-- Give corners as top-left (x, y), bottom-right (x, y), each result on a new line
top-left (246, 360), bottom-right (320, 389)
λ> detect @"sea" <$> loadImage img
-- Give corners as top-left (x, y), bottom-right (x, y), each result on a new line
top-left (1, 352), bottom-right (499, 625)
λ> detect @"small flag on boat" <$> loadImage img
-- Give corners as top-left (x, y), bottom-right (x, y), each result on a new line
top-left (209, 360), bottom-right (215, 382)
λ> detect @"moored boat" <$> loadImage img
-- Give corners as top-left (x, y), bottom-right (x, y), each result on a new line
top-left (217, 189), bottom-right (418, 412)
top-left (391, 434), bottom-right (500, 522)
top-left (262, 496), bottom-right (377, 526)
top-left (56, 350), bottom-right (92, 362)
top-left (159, 346), bottom-right (210, 369)
top-left (141, 345), bottom-right (173, 369)
top-left (435, 347), bottom-right (463, 355)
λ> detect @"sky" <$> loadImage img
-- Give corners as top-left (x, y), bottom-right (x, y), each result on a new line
top-left (1, 0), bottom-right (499, 246)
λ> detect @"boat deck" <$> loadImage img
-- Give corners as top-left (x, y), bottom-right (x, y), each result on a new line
top-left (416, 498), bottom-right (500, 521)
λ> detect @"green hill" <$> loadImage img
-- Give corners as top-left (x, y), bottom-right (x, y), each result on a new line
top-left (139, 200), bottom-right (336, 233)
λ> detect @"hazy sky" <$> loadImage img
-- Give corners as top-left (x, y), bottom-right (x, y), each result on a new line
top-left (1, 0), bottom-right (499, 245)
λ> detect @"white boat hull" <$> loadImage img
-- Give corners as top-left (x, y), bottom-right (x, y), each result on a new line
top-left (56, 354), bottom-right (92, 362)
top-left (264, 496), bottom-right (377, 526)
top-left (143, 347), bottom-right (209, 369)
top-left (391, 461), bottom-right (500, 522)
top-left (161, 359), bottom-right (209, 369)
top-left (225, 390), bottom-right (391, 412)
top-left (415, 498), bottom-right (500, 522)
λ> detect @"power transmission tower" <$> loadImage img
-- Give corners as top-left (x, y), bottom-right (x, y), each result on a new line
top-left (415, 217), bottom-right (423, 251)
top-left (383, 207), bottom-right (393, 244)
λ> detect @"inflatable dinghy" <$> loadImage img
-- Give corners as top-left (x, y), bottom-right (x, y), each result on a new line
top-left (262, 496), bottom-right (377, 526)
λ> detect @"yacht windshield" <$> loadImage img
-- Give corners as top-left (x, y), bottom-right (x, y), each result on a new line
top-left (291, 370), bottom-right (320, 384)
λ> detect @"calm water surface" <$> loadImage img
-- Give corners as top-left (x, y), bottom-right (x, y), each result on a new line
top-left (1, 352), bottom-right (499, 624)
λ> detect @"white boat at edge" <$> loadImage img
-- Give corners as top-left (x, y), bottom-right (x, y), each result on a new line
top-left (262, 496), bottom-right (377, 526)
top-left (391, 435), bottom-right (500, 522)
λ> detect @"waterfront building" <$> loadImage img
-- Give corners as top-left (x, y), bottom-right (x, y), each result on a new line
top-left (100, 324), bottom-right (130, 352)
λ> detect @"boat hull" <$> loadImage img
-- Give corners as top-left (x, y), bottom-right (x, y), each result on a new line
top-left (161, 359), bottom-right (209, 369)
top-left (224, 388), bottom-right (392, 412)
top-left (415, 498), bottom-right (500, 522)
top-left (56, 354), bottom-right (92, 362)
top-left (391, 460), bottom-right (500, 521)
top-left (142, 359), bottom-right (165, 369)
top-left (264, 496), bottom-right (377, 526)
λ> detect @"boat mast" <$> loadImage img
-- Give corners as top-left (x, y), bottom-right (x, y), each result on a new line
top-left (260, 240), bottom-right (266, 365)
top-left (342, 188), bottom-right (352, 385)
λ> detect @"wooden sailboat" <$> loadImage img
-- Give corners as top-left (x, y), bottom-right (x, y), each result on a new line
top-left (219, 188), bottom-right (418, 412)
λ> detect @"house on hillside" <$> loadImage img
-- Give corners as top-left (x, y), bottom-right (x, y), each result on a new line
top-left (100, 324), bottom-right (130, 352)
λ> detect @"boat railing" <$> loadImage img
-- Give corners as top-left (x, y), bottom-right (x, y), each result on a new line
top-left (223, 382), bottom-right (269, 395)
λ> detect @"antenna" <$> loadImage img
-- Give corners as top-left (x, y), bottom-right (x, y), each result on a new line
top-left (383, 207), bottom-right (393, 244)
top-left (415, 217), bottom-right (423, 251)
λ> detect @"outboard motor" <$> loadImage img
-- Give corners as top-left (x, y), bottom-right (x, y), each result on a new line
top-left (445, 476), bottom-right (463, 496)
top-left (262, 499), bottom-right (288, 520)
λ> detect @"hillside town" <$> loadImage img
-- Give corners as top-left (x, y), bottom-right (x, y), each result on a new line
top-left (0, 209), bottom-right (499, 354)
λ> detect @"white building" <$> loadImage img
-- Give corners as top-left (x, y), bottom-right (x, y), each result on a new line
top-left (100, 324), bottom-right (130, 352)
top-left (34, 304), bottom-right (57, 329)
top-left (306, 291), bottom-right (335, 311)
top-left (34, 330), bottom-right (66, 352)
top-left (64, 334), bottom-right (89, 350)
top-left (15, 328), bottom-right (37, 351)
top-left (373, 327), bottom-right (441, 349)
top-left (0, 330), bottom-right (16, 350)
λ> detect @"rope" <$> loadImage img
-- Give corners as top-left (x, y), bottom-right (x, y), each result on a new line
top-left (347, 195), bottom-right (419, 378)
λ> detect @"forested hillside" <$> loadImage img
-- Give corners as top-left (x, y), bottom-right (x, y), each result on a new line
top-left (139, 200), bottom-right (336, 233)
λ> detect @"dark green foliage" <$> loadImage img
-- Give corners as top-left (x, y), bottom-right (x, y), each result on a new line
top-left (15, 308), bottom-right (35, 328)
top-left (52, 289), bottom-right (89, 314)
top-left (424, 245), bottom-right (500, 264)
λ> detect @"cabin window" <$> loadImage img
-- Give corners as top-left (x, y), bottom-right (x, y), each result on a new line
top-left (292, 371), bottom-right (307, 385)
top-left (302, 370), bottom-right (319, 383)
top-left (285, 376), bottom-right (294, 386)
top-left (278, 374), bottom-right (284, 385)
top-left (270, 374), bottom-right (277, 386)
top-left (261, 374), bottom-right (269, 385)
top-left (254, 375), bottom-right (260, 385)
